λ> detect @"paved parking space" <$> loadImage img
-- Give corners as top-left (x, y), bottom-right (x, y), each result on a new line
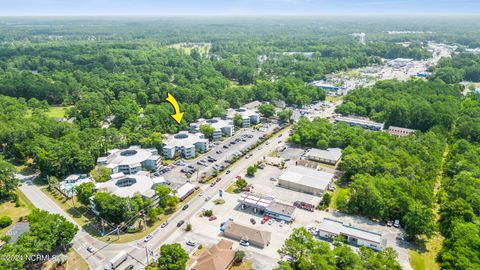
top-left (279, 146), bottom-right (305, 160)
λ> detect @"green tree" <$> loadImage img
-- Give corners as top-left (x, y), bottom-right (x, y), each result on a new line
top-left (246, 165), bottom-right (257, 177)
top-left (233, 113), bottom-right (244, 128)
top-left (234, 250), bottom-right (246, 265)
top-left (258, 103), bottom-right (276, 118)
top-left (0, 158), bottom-right (17, 200)
top-left (74, 182), bottom-right (95, 205)
top-left (157, 243), bottom-right (189, 270)
top-left (199, 124), bottom-right (215, 140)
top-left (89, 166), bottom-right (112, 183)
top-left (0, 216), bottom-right (13, 228)
top-left (235, 178), bottom-right (248, 190)
top-left (278, 109), bottom-right (293, 123)
top-left (402, 201), bottom-right (434, 240)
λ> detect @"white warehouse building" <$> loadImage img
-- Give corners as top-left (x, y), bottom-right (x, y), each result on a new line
top-left (162, 131), bottom-right (209, 159)
top-left (227, 107), bottom-right (260, 128)
top-left (97, 146), bottom-right (161, 174)
top-left (278, 166), bottom-right (334, 196)
top-left (190, 117), bottom-right (234, 141)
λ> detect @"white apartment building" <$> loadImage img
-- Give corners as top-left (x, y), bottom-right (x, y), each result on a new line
top-left (97, 146), bottom-right (161, 174)
top-left (190, 117), bottom-right (234, 141)
top-left (162, 131), bottom-right (209, 159)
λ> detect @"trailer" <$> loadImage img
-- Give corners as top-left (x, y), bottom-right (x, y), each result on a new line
top-left (104, 250), bottom-right (128, 270)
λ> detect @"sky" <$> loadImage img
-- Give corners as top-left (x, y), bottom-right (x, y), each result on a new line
top-left (0, 0), bottom-right (479, 16)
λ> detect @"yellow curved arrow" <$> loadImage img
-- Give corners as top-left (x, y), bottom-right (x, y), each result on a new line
top-left (165, 93), bottom-right (184, 124)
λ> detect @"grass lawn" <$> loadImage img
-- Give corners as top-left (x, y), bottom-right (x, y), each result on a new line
top-left (225, 183), bottom-right (242, 194)
top-left (330, 185), bottom-right (349, 210)
top-left (409, 234), bottom-right (443, 270)
top-left (231, 260), bottom-right (254, 270)
top-left (66, 249), bottom-right (90, 270)
top-left (41, 186), bottom-right (201, 244)
top-left (0, 189), bottom-right (36, 237)
top-left (45, 106), bottom-right (73, 118)
top-left (325, 95), bottom-right (343, 103)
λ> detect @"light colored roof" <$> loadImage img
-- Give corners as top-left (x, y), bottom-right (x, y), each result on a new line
top-left (227, 107), bottom-right (259, 119)
top-left (278, 166), bottom-right (334, 191)
top-left (335, 116), bottom-right (384, 128)
top-left (388, 126), bottom-right (416, 137)
top-left (192, 117), bottom-right (233, 132)
top-left (223, 221), bottom-right (271, 246)
top-left (163, 131), bottom-right (207, 149)
top-left (305, 148), bottom-right (342, 162)
top-left (193, 239), bottom-right (235, 270)
top-left (96, 171), bottom-right (161, 198)
top-left (238, 192), bottom-right (274, 209)
top-left (175, 183), bottom-right (196, 199)
top-left (243, 101), bottom-right (262, 110)
top-left (317, 218), bottom-right (384, 245)
top-left (265, 201), bottom-right (296, 217)
top-left (110, 172), bottom-right (125, 179)
top-left (99, 146), bottom-right (157, 167)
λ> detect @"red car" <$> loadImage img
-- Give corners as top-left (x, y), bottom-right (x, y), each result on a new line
top-left (261, 216), bottom-right (270, 224)
top-left (208, 216), bottom-right (217, 221)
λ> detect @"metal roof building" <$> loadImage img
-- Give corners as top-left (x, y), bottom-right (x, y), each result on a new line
top-left (305, 148), bottom-right (342, 165)
top-left (278, 166), bottom-right (334, 196)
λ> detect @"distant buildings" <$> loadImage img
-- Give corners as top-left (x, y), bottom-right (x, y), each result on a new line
top-left (191, 239), bottom-right (235, 270)
top-left (387, 126), bottom-right (416, 137)
top-left (190, 117), bottom-right (234, 141)
top-left (278, 166), bottom-right (335, 196)
top-left (334, 115), bottom-right (384, 131)
top-left (317, 218), bottom-right (387, 251)
top-left (387, 58), bottom-right (413, 68)
top-left (162, 131), bottom-right (209, 159)
top-left (222, 220), bottom-right (271, 248)
top-left (97, 146), bottom-right (161, 174)
top-left (227, 107), bottom-right (260, 128)
top-left (304, 148), bottom-right (342, 165)
top-left (310, 81), bottom-right (341, 92)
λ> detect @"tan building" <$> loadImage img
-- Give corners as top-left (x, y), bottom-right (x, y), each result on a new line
top-left (223, 221), bottom-right (271, 248)
top-left (191, 239), bottom-right (235, 270)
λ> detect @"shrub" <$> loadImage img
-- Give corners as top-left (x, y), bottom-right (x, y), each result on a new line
top-left (0, 216), bottom-right (13, 228)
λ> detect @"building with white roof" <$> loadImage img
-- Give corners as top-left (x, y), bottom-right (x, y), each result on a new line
top-left (162, 131), bottom-right (209, 159)
top-left (97, 146), bottom-right (160, 174)
top-left (190, 117), bottom-right (234, 141)
top-left (317, 218), bottom-right (387, 251)
top-left (334, 116), bottom-right (384, 131)
top-left (227, 107), bottom-right (260, 128)
top-left (304, 148), bottom-right (342, 165)
top-left (94, 171), bottom-right (166, 199)
top-left (59, 174), bottom-right (92, 198)
top-left (278, 166), bottom-right (334, 196)
top-left (175, 183), bottom-right (197, 201)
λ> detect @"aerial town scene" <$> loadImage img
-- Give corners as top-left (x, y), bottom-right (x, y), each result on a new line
top-left (0, 1), bottom-right (479, 270)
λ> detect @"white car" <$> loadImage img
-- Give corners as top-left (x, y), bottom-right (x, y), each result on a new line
top-left (86, 246), bottom-right (94, 253)
top-left (239, 240), bottom-right (250, 246)
top-left (186, 240), bottom-right (196, 247)
top-left (199, 192), bottom-right (204, 197)
top-left (268, 220), bottom-right (274, 225)
top-left (144, 234), bottom-right (153, 242)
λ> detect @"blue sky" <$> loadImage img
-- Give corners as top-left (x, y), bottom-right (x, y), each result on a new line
top-left (0, 0), bottom-right (479, 16)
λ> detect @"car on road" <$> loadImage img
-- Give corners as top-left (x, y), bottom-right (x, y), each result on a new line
top-left (144, 234), bottom-right (153, 242)
top-left (161, 221), bottom-right (169, 228)
top-left (199, 192), bottom-right (204, 197)
top-left (182, 204), bottom-right (189, 210)
top-left (188, 165), bottom-right (194, 169)
top-left (177, 220), bottom-right (185, 227)
top-left (239, 240), bottom-right (250, 246)
top-left (210, 182), bottom-right (216, 187)
top-left (216, 150), bottom-right (222, 154)
top-left (216, 177), bottom-right (222, 182)
top-left (223, 145), bottom-right (229, 149)
top-left (186, 240), bottom-right (196, 247)
top-left (205, 196), bottom-right (210, 201)
top-left (126, 265), bottom-right (134, 270)
top-left (86, 246), bottom-right (94, 253)
top-left (226, 170), bottom-right (231, 174)
top-left (250, 218), bottom-right (256, 225)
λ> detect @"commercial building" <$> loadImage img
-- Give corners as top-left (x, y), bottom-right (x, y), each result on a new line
top-left (238, 192), bottom-right (275, 212)
top-left (387, 126), bottom-right (416, 137)
top-left (97, 146), bottom-right (161, 174)
top-left (227, 107), bottom-right (260, 128)
top-left (311, 81), bottom-right (341, 92)
top-left (175, 183), bottom-right (197, 201)
top-left (190, 118), bottom-right (234, 141)
top-left (222, 220), bottom-right (271, 248)
top-left (94, 171), bottom-right (166, 199)
top-left (334, 116), bottom-right (384, 131)
top-left (304, 148), bottom-right (342, 165)
top-left (191, 239), bottom-right (235, 270)
top-left (278, 166), bottom-right (334, 196)
top-left (387, 58), bottom-right (413, 68)
top-left (162, 131), bottom-right (209, 159)
top-left (317, 218), bottom-right (387, 251)
top-left (264, 201), bottom-right (297, 223)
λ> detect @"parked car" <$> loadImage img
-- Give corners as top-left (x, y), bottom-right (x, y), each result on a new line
top-left (208, 216), bottom-right (217, 221)
top-left (386, 221), bottom-right (393, 227)
top-left (182, 204), bottom-right (189, 210)
top-left (268, 220), bottom-right (274, 225)
top-left (261, 216), bottom-right (270, 224)
top-left (186, 240), bottom-right (196, 247)
top-left (144, 234), bottom-right (153, 242)
top-left (239, 240), bottom-right (250, 246)
top-left (177, 220), bottom-right (185, 227)
top-left (394, 220), bottom-right (400, 228)
top-left (86, 246), bottom-right (94, 253)
top-left (161, 221), bottom-right (169, 228)
top-left (250, 218), bottom-right (256, 225)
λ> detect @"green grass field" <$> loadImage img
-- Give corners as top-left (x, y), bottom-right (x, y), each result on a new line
top-left (0, 189), bottom-right (36, 238)
top-left (45, 106), bottom-right (72, 118)
top-left (409, 234), bottom-right (443, 270)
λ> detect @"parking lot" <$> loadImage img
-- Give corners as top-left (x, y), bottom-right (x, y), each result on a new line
top-left (158, 124), bottom-right (278, 185)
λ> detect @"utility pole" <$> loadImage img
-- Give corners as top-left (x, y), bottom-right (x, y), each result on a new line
top-left (145, 245), bottom-right (150, 266)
